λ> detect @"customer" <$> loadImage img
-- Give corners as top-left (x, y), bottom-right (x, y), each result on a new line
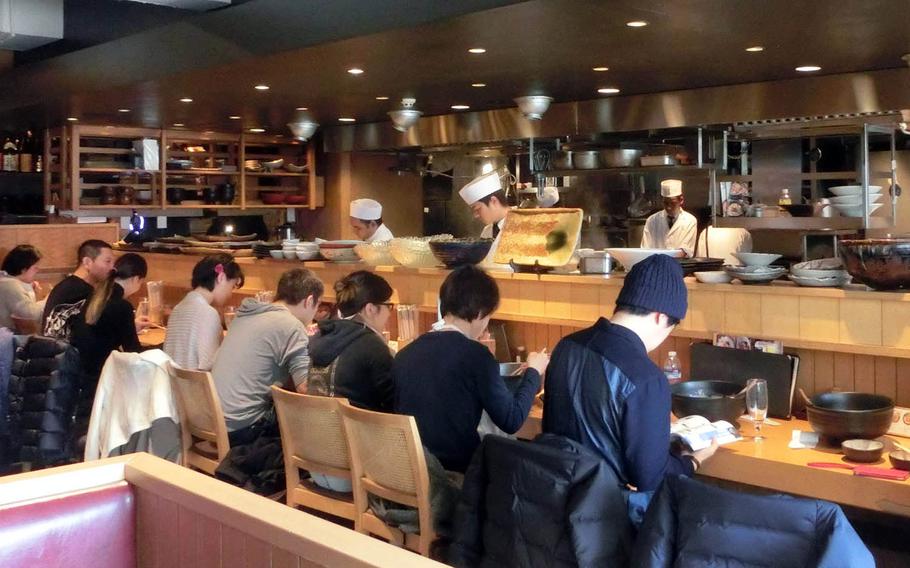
top-left (76, 253), bottom-right (149, 378)
top-left (42, 239), bottom-right (115, 340)
top-left (394, 265), bottom-right (548, 473)
top-left (212, 268), bottom-right (323, 446)
top-left (307, 270), bottom-right (394, 411)
top-left (164, 254), bottom-right (244, 370)
top-left (0, 245), bottom-right (45, 329)
top-left (542, 254), bottom-right (717, 525)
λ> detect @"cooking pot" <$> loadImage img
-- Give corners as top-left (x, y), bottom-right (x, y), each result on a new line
top-left (598, 148), bottom-right (642, 168)
top-left (276, 222), bottom-right (297, 242)
top-left (671, 380), bottom-right (746, 424)
top-left (572, 150), bottom-right (600, 169)
top-left (802, 390), bottom-right (894, 442)
top-left (550, 151), bottom-right (572, 170)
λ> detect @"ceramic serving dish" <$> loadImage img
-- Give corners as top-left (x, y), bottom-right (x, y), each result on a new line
top-left (841, 439), bottom-right (884, 463)
top-left (828, 185), bottom-right (882, 197)
top-left (732, 252), bottom-right (782, 267)
top-left (694, 270), bottom-right (733, 284)
top-left (839, 238), bottom-right (910, 290)
top-left (354, 241), bottom-right (398, 266)
top-left (318, 240), bottom-right (363, 262)
top-left (494, 208), bottom-right (583, 267)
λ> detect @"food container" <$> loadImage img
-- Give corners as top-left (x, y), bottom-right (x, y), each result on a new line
top-left (671, 380), bottom-right (746, 425)
top-left (598, 148), bottom-right (642, 168)
top-left (572, 150), bottom-right (600, 169)
top-left (732, 252), bottom-right (781, 267)
top-left (841, 439), bottom-right (884, 463)
top-left (640, 155), bottom-right (677, 167)
top-left (804, 391), bottom-right (894, 442)
top-left (578, 251), bottom-right (613, 274)
top-left (839, 239), bottom-right (910, 290)
top-left (499, 362), bottom-right (526, 393)
top-left (694, 271), bottom-right (733, 284)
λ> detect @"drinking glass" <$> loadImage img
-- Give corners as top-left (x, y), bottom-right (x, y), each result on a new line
top-left (223, 305), bottom-right (237, 329)
top-left (136, 299), bottom-right (150, 334)
top-left (255, 290), bottom-right (275, 303)
top-left (746, 378), bottom-right (769, 442)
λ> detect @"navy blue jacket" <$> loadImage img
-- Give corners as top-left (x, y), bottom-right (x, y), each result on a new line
top-left (632, 475), bottom-right (874, 567)
top-left (394, 331), bottom-right (540, 473)
top-left (542, 318), bottom-right (692, 491)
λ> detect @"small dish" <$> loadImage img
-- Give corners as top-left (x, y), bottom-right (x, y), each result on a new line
top-left (269, 250), bottom-right (284, 259)
top-left (841, 439), bottom-right (884, 463)
top-left (694, 270), bottom-right (733, 284)
top-left (889, 450), bottom-right (910, 471)
top-left (789, 274), bottom-right (850, 288)
top-left (296, 250), bottom-right (320, 261)
top-left (732, 252), bottom-right (782, 267)
top-left (282, 250), bottom-right (297, 259)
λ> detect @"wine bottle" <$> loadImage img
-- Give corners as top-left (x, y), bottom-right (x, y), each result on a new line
top-left (2, 137), bottom-right (16, 172)
top-left (18, 130), bottom-right (33, 173)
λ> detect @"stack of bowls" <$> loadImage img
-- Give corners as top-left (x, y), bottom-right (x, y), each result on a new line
top-left (828, 185), bottom-right (885, 217)
top-left (789, 258), bottom-right (851, 288)
top-left (295, 242), bottom-right (320, 261)
top-left (725, 252), bottom-right (786, 284)
top-left (281, 239), bottom-right (299, 259)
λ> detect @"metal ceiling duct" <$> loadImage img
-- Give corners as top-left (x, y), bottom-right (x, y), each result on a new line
top-left (116, 0), bottom-right (231, 10)
top-left (0, 0), bottom-right (63, 51)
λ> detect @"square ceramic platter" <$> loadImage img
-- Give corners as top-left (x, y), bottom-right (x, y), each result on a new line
top-left (493, 208), bottom-right (583, 267)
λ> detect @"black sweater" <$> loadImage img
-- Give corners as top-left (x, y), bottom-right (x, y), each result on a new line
top-left (393, 331), bottom-right (541, 473)
top-left (72, 284), bottom-right (141, 377)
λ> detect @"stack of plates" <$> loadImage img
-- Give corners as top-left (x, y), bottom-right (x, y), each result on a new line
top-left (725, 265), bottom-right (787, 284)
top-left (789, 258), bottom-right (851, 288)
top-left (828, 186), bottom-right (885, 217)
top-left (253, 242), bottom-right (280, 259)
top-left (295, 242), bottom-right (320, 261)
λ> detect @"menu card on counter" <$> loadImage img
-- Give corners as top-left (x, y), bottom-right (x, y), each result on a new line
top-left (671, 416), bottom-right (742, 452)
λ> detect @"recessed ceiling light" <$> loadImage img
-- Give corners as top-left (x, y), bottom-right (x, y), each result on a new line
top-left (338, 117), bottom-right (356, 122)
top-left (66, 117), bottom-right (78, 122)
top-left (451, 105), bottom-right (470, 110)
top-left (471, 83), bottom-right (486, 88)
top-left (295, 107), bottom-right (308, 111)
top-left (118, 108), bottom-right (130, 113)
top-left (347, 68), bottom-right (364, 75)
top-left (468, 48), bottom-right (486, 54)
top-left (228, 115), bottom-right (241, 120)
top-left (248, 127), bottom-right (265, 133)
top-left (173, 123), bottom-right (185, 127)
top-left (597, 87), bottom-right (621, 94)
top-left (745, 46), bottom-right (765, 52)
top-left (179, 97), bottom-right (193, 103)
top-left (592, 66), bottom-right (609, 72)
top-left (626, 21), bottom-right (648, 27)
top-left (795, 65), bottom-right (821, 72)
top-left (375, 96), bottom-right (390, 101)
top-left (254, 84), bottom-right (270, 91)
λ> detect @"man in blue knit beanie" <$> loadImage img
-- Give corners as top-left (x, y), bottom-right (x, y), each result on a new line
top-left (542, 254), bottom-right (717, 525)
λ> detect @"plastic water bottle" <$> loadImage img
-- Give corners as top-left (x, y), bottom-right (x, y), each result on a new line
top-left (663, 351), bottom-right (682, 384)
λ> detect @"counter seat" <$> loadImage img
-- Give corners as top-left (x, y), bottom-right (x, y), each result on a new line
top-left (519, 407), bottom-right (910, 518)
top-left (137, 253), bottom-right (910, 359)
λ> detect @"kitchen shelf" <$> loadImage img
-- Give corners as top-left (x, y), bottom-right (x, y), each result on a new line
top-left (244, 203), bottom-right (310, 209)
top-left (79, 148), bottom-right (134, 155)
top-left (544, 164), bottom-right (715, 177)
top-left (79, 167), bottom-right (159, 174)
top-left (714, 216), bottom-right (893, 231)
top-left (165, 169), bottom-right (240, 176)
top-left (244, 171), bottom-right (308, 177)
top-left (166, 204), bottom-right (242, 209)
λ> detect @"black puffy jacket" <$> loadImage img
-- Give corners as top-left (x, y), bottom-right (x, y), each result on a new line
top-left (451, 434), bottom-right (633, 568)
top-left (7, 336), bottom-right (84, 466)
top-left (631, 475), bottom-right (874, 568)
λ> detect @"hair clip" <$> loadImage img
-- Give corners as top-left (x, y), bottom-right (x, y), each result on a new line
top-left (214, 263), bottom-right (225, 275)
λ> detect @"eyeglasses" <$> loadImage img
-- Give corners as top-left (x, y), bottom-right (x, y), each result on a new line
top-left (378, 302), bottom-right (395, 309)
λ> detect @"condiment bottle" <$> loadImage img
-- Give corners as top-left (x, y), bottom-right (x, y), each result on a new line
top-left (663, 351), bottom-right (682, 384)
top-left (778, 188), bottom-right (792, 206)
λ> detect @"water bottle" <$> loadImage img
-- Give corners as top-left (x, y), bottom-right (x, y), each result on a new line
top-left (663, 351), bottom-right (682, 384)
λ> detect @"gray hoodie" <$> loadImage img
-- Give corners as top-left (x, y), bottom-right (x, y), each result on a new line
top-left (212, 298), bottom-right (311, 431)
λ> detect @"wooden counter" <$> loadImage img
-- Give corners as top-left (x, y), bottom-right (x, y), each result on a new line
top-left (519, 407), bottom-right (910, 518)
top-left (0, 222), bottom-right (120, 272)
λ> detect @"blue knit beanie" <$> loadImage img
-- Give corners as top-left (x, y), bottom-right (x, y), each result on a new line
top-left (616, 254), bottom-right (687, 321)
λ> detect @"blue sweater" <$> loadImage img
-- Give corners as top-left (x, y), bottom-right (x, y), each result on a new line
top-left (543, 318), bottom-right (693, 492)
top-left (394, 331), bottom-right (541, 472)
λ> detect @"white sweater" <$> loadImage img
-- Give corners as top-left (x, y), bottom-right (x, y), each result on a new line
top-left (164, 291), bottom-right (223, 370)
top-left (0, 273), bottom-right (44, 330)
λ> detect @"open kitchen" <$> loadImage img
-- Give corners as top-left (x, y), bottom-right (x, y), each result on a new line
top-left (0, 1), bottom-right (909, 567)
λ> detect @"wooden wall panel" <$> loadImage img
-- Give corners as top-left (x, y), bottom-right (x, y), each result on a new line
top-left (875, 357), bottom-right (898, 401)
top-left (724, 293), bottom-right (762, 335)
top-left (882, 302), bottom-right (910, 349)
top-left (853, 355), bottom-right (876, 394)
top-left (839, 299), bottom-right (882, 346)
top-left (897, 359), bottom-right (910, 407)
top-left (794, 349), bottom-right (814, 410)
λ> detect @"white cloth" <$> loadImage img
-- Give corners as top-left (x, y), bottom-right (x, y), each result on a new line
top-left (696, 226), bottom-right (753, 265)
top-left (164, 291), bottom-right (222, 371)
top-left (350, 198), bottom-right (383, 220)
top-left (660, 179), bottom-right (683, 198)
top-left (641, 209), bottom-right (698, 257)
top-left (459, 170), bottom-right (501, 205)
top-left (479, 218), bottom-right (511, 272)
top-left (365, 223), bottom-right (394, 243)
top-left (84, 349), bottom-right (181, 461)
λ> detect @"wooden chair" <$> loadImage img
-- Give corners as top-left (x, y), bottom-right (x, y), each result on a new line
top-left (170, 367), bottom-right (230, 475)
top-left (10, 315), bottom-right (39, 335)
top-left (339, 401), bottom-right (436, 557)
top-left (271, 386), bottom-right (356, 521)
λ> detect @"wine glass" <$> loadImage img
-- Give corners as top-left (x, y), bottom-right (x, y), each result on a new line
top-left (746, 378), bottom-right (769, 442)
top-left (136, 299), bottom-right (150, 334)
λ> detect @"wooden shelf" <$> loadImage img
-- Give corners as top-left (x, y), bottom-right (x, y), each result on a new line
top-left (714, 216), bottom-right (892, 230)
top-left (165, 204), bottom-right (242, 209)
top-left (167, 151), bottom-right (232, 158)
top-left (79, 148), bottom-right (134, 155)
top-left (165, 169), bottom-right (239, 176)
top-left (245, 203), bottom-right (309, 209)
top-left (248, 186), bottom-right (306, 192)
top-left (80, 167), bottom-right (159, 174)
top-left (243, 171), bottom-right (307, 177)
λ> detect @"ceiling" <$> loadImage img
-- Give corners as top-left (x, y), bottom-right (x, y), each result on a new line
top-left (0, 0), bottom-right (908, 134)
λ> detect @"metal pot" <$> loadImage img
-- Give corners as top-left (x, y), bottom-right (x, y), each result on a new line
top-left (804, 391), bottom-right (894, 442)
top-left (671, 380), bottom-right (746, 424)
top-left (550, 151), bottom-right (572, 170)
top-left (598, 148), bottom-right (642, 168)
top-left (276, 222), bottom-right (297, 241)
top-left (572, 150), bottom-right (600, 169)
top-left (579, 251), bottom-right (613, 274)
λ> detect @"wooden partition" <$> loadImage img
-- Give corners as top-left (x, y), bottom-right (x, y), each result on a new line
top-left (0, 454), bottom-right (443, 568)
top-left (0, 223), bottom-right (119, 274)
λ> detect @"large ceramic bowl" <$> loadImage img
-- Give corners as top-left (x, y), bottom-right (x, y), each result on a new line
top-left (828, 185), bottom-right (882, 197)
top-left (732, 252), bottom-right (782, 267)
top-left (839, 238), bottom-right (910, 290)
top-left (390, 235), bottom-right (452, 268)
top-left (318, 240), bottom-right (363, 262)
top-left (606, 248), bottom-right (684, 271)
top-left (833, 203), bottom-right (884, 218)
top-left (429, 238), bottom-right (494, 268)
top-left (671, 380), bottom-right (746, 424)
top-left (354, 241), bottom-right (397, 266)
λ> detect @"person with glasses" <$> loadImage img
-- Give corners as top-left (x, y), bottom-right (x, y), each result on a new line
top-left (164, 254), bottom-right (245, 371)
top-left (306, 270), bottom-right (396, 412)
top-left (542, 254), bottom-right (717, 526)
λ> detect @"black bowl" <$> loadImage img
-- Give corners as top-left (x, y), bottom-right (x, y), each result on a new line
top-left (839, 239), bottom-right (910, 290)
top-left (806, 391), bottom-right (893, 442)
top-left (429, 238), bottom-right (494, 268)
top-left (672, 380), bottom-right (746, 424)
top-left (166, 188), bottom-right (183, 205)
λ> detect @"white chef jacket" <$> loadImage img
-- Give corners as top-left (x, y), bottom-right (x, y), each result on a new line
top-left (365, 223), bottom-right (394, 243)
top-left (695, 226), bottom-right (753, 265)
top-left (641, 209), bottom-right (698, 257)
top-left (479, 218), bottom-right (511, 272)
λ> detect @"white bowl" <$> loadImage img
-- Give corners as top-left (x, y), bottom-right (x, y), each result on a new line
top-left (354, 242), bottom-right (397, 266)
top-left (732, 252), bottom-right (782, 267)
top-left (295, 249), bottom-right (320, 261)
top-left (282, 239), bottom-right (300, 246)
top-left (828, 193), bottom-right (884, 205)
top-left (828, 185), bottom-right (882, 197)
top-left (282, 250), bottom-right (297, 259)
top-left (295, 242), bottom-right (320, 251)
top-left (832, 203), bottom-right (884, 218)
top-left (694, 271), bottom-right (733, 284)
top-left (269, 250), bottom-right (284, 259)
top-left (606, 248), bottom-right (684, 270)
top-left (318, 241), bottom-right (363, 262)
top-left (725, 265), bottom-right (787, 283)
top-left (789, 274), bottom-right (850, 288)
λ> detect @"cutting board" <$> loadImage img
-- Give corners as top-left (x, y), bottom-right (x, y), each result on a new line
top-left (690, 343), bottom-right (798, 419)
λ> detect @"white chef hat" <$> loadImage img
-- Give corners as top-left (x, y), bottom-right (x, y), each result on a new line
top-left (538, 186), bottom-right (560, 207)
top-left (660, 179), bottom-right (683, 198)
top-left (350, 198), bottom-right (383, 220)
top-left (458, 170), bottom-right (502, 205)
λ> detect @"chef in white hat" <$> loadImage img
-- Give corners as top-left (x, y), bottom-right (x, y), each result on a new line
top-left (641, 179), bottom-right (698, 257)
top-left (458, 170), bottom-right (513, 270)
top-left (350, 198), bottom-right (394, 242)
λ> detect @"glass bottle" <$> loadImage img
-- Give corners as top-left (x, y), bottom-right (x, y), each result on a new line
top-left (663, 351), bottom-right (682, 384)
top-left (2, 137), bottom-right (16, 172)
top-left (778, 188), bottom-right (792, 206)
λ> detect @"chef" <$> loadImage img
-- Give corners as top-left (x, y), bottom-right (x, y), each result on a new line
top-left (641, 179), bottom-right (698, 257)
top-left (349, 198), bottom-right (394, 242)
top-left (459, 170), bottom-right (512, 270)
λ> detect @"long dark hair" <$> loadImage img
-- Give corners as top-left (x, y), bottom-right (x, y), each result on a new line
top-left (334, 271), bottom-right (392, 318)
top-left (85, 253), bottom-right (148, 325)
top-left (191, 253), bottom-right (244, 290)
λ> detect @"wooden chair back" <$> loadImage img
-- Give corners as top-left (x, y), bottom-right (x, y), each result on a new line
top-left (339, 401), bottom-right (436, 557)
top-left (170, 366), bottom-right (230, 475)
top-left (11, 315), bottom-right (39, 335)
top-left (271, 386), bottom-right (356, 520)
